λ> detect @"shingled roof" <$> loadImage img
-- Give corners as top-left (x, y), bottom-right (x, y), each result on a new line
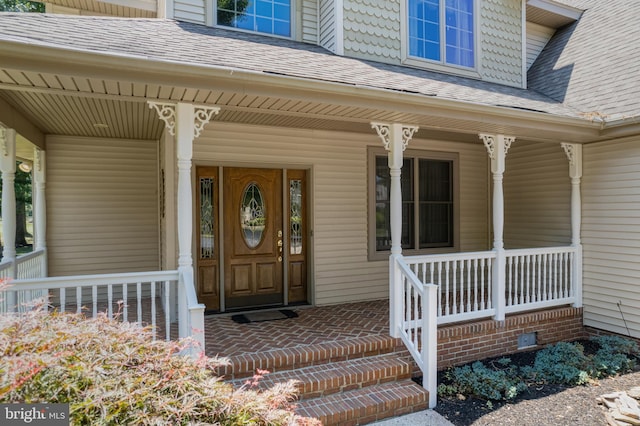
top-left (0, 13), bottom-right (580, 118)
top-left (528, 0), bottom-right (640, 121)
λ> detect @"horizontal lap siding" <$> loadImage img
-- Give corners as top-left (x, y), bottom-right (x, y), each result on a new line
top-left (174, 0), bottom-right (206, 24)
top-left (504, 140), bottom-right (571, 248)
top-left (47, 136), bottom-right (160, 276)
top-left (526, 22), bottom-right (555, 70)
top-left (301, 0), bottom-right (318, 43)
top-left (193, 123), bottom-right (488, 305)
top-left (583, 138), bottom-right (640, 339)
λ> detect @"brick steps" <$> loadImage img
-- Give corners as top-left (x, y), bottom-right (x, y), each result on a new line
top-left (295, 380), bottom-right (429, 426)
top-left (223, 335), bottom-right (428, 425)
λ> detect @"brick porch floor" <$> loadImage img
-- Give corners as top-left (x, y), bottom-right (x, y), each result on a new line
top-left (203, 299), bottom-right (390, 358)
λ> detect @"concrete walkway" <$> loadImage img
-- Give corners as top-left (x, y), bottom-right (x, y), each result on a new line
top-left (373, 410), bottom-right (454, 426)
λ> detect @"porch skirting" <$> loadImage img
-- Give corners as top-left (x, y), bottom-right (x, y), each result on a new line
top-left (437, 306), bottom-right (584, 369)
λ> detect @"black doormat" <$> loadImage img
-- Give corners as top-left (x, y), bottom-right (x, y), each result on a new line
top-left (231, 309), bottom-right (298, 324)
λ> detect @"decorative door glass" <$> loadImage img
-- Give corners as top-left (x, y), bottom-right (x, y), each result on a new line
top-left (200, 177), bottom-right (215, 258)
top-left (290, 179), bottom-right (303, 254)
top-left (240, 182), bottom-right (265, 248)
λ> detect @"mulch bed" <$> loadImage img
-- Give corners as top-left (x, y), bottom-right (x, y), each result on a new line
top-left (427, 341), bottom-right (640, 425)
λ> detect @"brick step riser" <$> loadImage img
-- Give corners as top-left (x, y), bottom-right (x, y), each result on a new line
top-left (230, 356), bottom-right (413, 400)
top-left (222, 336), bottom-right (410, 380)
top-left (295, 379), bottom-right (429, 426)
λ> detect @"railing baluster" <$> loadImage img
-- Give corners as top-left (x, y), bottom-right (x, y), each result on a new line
top-left (465, 259), bottom-right (471, 313)
top-left (487, 257), bottom-right (492, 309)
top-left (473, 258), bottom-right (479, 311)
top-left (525, 255), bottom-right (530, 304)
top-left (164, 280), bottom-right (171, 342)
top-left (506, 255), bottom-right (513, 306)
top-left (60, 287), bottom-right (66, 312)
top-left (151, 281), bottom-right (157, 341)
top-left (451, 260), bottom-right (457, 315)
top-left (92, 285), bottom-right (97, 318)
top-left (76, 286), bottom-right (82, 314)
top-left (107, 284), bottom-right (113, 319)
top-left (123, 283), bottom-right (128, 322)
top-left (413, 283), bottom-right (418, 349)
top-left (137, 282), bottom-right (142, 326)
top-left (479, 258), bottom-right (485, 310)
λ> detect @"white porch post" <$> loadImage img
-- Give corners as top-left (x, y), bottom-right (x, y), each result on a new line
top-left (372, 122), bottom-right (418, 338)
top-left (33, 148), bottom-right (47, 275)
top-left (0, 127), bottom-right (17, 267)
top-left (561, 143), bottom-right (583, 308)
top-left (480, 134), bottom-right (515, 321)
top-left (149, 101), bottom-right (219, 352)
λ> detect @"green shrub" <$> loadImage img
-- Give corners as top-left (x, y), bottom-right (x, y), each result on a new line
top-left (0, 304), bottom-right (320, 425)
top-left (440, 337), bottom-right (639, 403)
top-left (523, 342), bottom-right (590, 386)
top-left (588, 335), bottom-right (638, 378)
top-left (440, 359), bottom-right (527, 401)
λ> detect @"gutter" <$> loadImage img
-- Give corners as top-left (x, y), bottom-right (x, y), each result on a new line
top-left (0, 38), bottom-right (604, 141)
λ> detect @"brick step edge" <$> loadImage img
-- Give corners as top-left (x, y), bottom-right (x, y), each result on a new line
top-left (221, 335), bottom-right (407, 379)
top-left (295, 379), bottom-right (429, 426)
top-left (228, 353), bottom-right (412, 400)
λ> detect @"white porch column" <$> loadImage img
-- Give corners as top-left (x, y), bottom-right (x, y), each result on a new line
top-left (372, 122), bottom-right (418, 337)
top-left (149, 101), bottom-right (219, 347)
top-left (0, 127), bottom-right (17, 265)
top-left (561, 143), bottom-right (583, 308)
top-left (33, 148), bottom-right (47, 276)
top-left (480, 133), bottom-right (515, 321)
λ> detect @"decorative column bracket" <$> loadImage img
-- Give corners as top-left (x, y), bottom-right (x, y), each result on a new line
top-left (561, 142), bottom-right (583, 179)
top-left (371, 122), bottom-right (419, 152)
top-left (0, 127), bottom-right (7, 156)
top-left (148, 101), bottom-right (220, 138)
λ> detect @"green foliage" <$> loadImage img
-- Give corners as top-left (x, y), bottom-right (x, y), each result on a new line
top-left (0, 0), bottom-right (44, 12)
top-left (440, 359), bottom-right (527, 401)
top-left (523, 342), bottom-right (590, 386)
top-left (439, 338), bottom-right (639, 403)
top-left (588, 335), bottom-right (639, 378)
top-left (0, 298), bottom-right (320, 425)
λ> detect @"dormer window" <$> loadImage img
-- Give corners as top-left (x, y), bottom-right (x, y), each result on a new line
top-left (407, 0), bottom-right (475, 68)
top-left (217, 0), bottom-right (291, 37)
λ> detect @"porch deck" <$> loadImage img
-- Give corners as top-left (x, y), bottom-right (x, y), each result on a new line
top-left (203, 300), bottom-right (390, 358)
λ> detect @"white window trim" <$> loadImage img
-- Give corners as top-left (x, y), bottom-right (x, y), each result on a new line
top-left (400, 0), bottom-right (482, 78)
top-left (367, 146), bottom-right (460, 262)
top-left (207, 0), bottom-right (296, 39)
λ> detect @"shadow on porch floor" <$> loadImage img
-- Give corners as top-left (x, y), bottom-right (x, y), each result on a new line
top-left (203, 299), bottom-right (390, 358)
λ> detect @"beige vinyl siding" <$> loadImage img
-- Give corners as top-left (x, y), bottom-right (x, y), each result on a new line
top-left (193, 123), bottom-right (487, 305)
top-left (319, 0), bottom-right (337, 52)
top-left (342, 0), bottom-right (401, 63)
top-left (174, 0), bottom-right (206, 24)
top-left (526, 22), bottom-right (555, 70)
top-left (582, 137), bottom-right (640, 339)
top-left (504, 140), bottom-right (571, 248)
top-left (301, 0), bottom-right (319, 43)
top-left (47, 136), bottom-right (160, 276)
top-left (480, 0), bottom-right (524, 87)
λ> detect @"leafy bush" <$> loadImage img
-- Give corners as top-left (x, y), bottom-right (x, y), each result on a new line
top-left (439, 337), bottom-right (639, 402)
top-left (588, 335), bottom-right (639, 378)
top-left (440, 359), bottom-right (527, 401)
top-left (523, 342), bottom-right (589, 386)
top-left (0, 302), bottom-right (320, 425)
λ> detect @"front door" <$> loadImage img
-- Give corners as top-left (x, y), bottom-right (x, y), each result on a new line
top-left (196, 166), bottom-right (308, 312)
top-left (224, 167), bottom-right (283, 309)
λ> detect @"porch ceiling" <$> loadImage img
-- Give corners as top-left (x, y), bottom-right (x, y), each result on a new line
top-left (0, 68), bottom-right (603, 147)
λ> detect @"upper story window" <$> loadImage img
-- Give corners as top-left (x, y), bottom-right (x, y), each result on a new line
top-left (407, 0), bottom-right (475, 68)
top-left (217, 0), bottom-right (291, 37)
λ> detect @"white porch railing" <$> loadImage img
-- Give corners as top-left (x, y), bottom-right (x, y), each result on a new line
top-left (405, 251), bottom-right (497, 325)
top-left (0, 269), bottom-right (205, 356)
top-left (505, 246), bottom-right (576, 313)
top-left (396, 257), bottom-right (438, 408)
top-left (0, 249), bottom-right (48, 312)
top-left (393, 245), bottom-right (580, 408)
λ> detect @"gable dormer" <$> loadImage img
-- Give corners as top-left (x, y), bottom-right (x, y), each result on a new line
top-left (525, 0), bottom-right (582, 70)
top-left (44, 0), bottom-right (157, 17)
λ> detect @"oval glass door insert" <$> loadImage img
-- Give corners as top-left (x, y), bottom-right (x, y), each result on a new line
top-left (240, 182), bottom-right (265, 248)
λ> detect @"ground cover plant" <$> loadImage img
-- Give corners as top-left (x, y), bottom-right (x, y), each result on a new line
top-left (0, 294), bottom-right (320, 425)
top-left (434, 337), bottom-right (640, 425)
